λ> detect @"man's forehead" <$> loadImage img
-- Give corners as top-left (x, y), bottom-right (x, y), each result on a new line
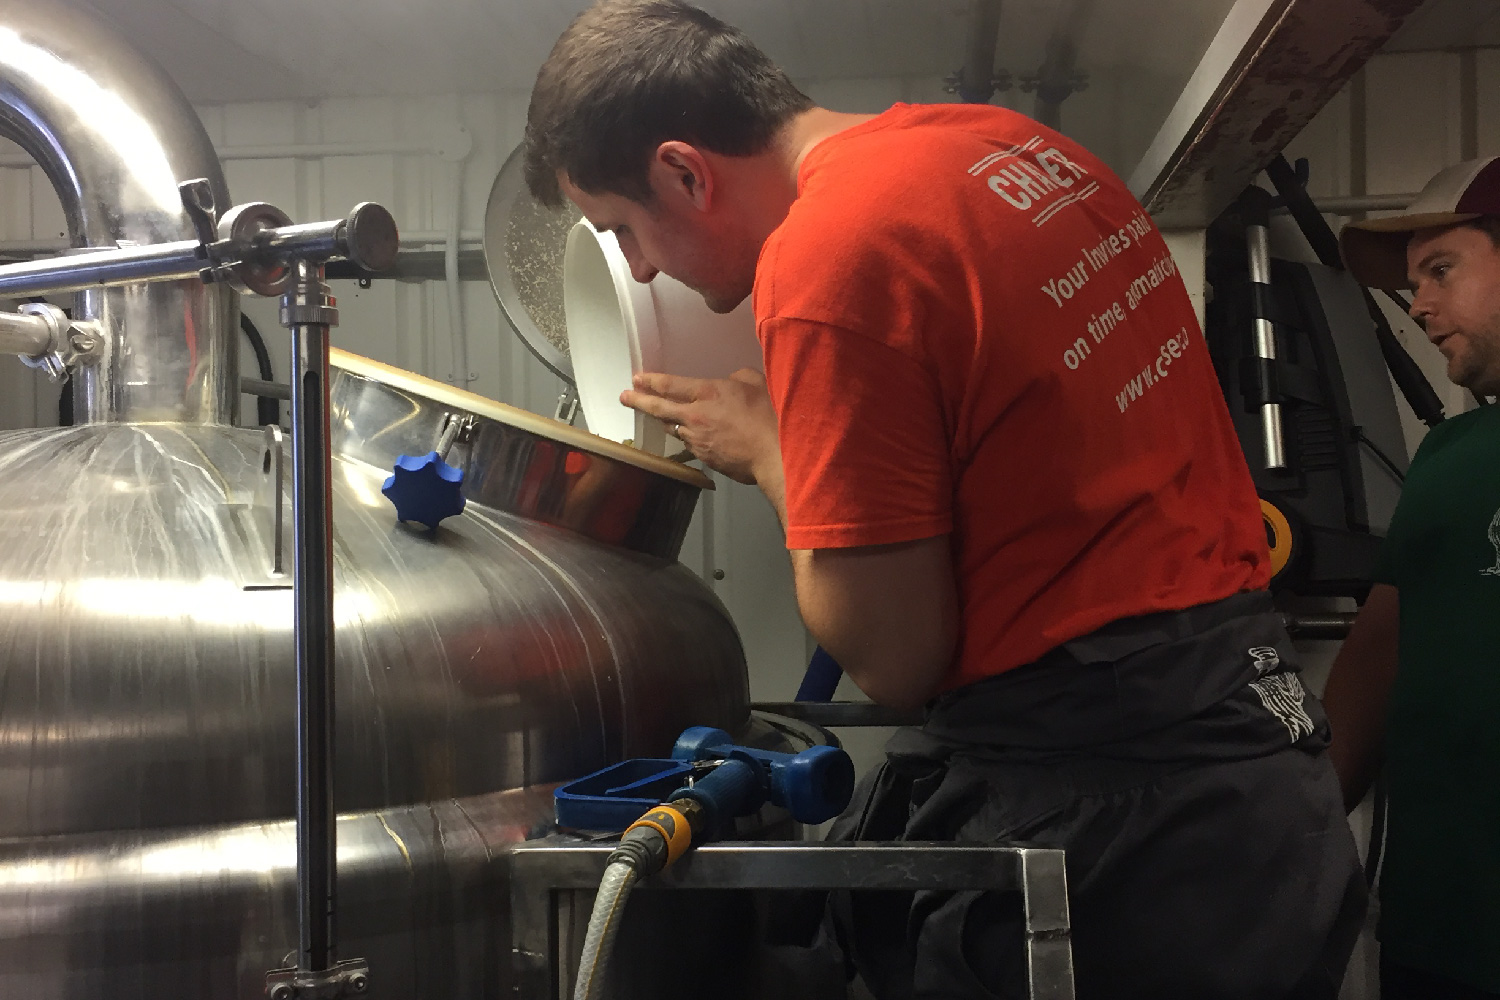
top-left (1407, 222), bottom-right (1484, 261)
top-left (557, 172), bottom-right (625, 227)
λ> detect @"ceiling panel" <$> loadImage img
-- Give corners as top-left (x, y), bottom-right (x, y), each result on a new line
top-left (74, 0), bottom-right (1246, 104)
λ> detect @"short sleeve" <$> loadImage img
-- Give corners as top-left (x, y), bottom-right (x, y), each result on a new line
top-left (761, 316), bottom-right (953, 550)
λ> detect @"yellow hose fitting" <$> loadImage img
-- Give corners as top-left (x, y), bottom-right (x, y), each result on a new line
top-left (627, 804), bottom-right (694, 867)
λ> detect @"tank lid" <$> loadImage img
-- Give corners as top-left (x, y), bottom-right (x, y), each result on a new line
top-left (329, 348), bottom-right (712, 490)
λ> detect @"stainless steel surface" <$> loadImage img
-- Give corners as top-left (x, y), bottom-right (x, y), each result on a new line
top-left (0, 306), bottom-right (50, 356)
top-left (0, 421), bottom-right (748, 835)
top-left (1246, 221), bottom-right (1287, 471)
top-left (483, 142), bottom-right (582, 384)
top-left (1129, 0), bottom-right (1427, 229)
top-left (510, 841), bottom-right (1075, 1000)
top-left (0, 200), bottom-right (403, 299)
top-left (0, 419), bottom-right (752, 995)
top-left (285, 260), bottom-right (341, 976)
top-left (329, 358), bottom-right (709, 561)
top-left (0, 783), bottom-right (552, 998)
top-left (0, 236), bottom-right (208, 294)
top-left (0, 0), bottom-right (238, 423)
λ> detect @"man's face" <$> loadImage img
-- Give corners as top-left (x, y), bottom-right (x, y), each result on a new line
top-left (1407, 223), bottom-right (1500, 396)
top-left (559, 170), bottom-right (755, 315)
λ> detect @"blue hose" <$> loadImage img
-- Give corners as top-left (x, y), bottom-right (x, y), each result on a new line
top-left (795, 645), bottom-right (843, 702)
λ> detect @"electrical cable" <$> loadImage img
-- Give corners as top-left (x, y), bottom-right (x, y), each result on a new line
top-left (1352, 426), bottom-right (1406, 483)
top-left (240, 312), bottom-right (279, 427)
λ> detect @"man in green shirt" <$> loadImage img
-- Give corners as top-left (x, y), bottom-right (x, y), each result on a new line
top-left (1327, 157), bottom-right (1500, 999)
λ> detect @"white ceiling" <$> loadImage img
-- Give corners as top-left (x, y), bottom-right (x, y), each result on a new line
top-left (77, 0), bottom-right (1242, 104)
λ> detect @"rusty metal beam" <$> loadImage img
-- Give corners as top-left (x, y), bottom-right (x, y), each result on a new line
top-left (1129, 0), bottom-right (1427, 229)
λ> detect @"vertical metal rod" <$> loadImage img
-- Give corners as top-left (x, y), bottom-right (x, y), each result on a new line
top-left (283, 258), bottom-right (340, 974)
top-left (1245, 217), bottom-right (1287, 471)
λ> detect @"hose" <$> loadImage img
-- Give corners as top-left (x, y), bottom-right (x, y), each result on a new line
top-left (572, 801), bottom-right (702, 1000)
top-left (573, 860), bottom-right (639, 1000)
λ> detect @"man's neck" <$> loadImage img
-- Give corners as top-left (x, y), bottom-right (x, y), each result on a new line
top-left (781, 107), bottom-right (883, 179)
top-left (707, 107), bottom-right (882, 260)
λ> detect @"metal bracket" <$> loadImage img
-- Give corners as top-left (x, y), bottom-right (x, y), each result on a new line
top-left (435, 412), bottom-right (476, 462)
top-left (262, 424), bottom-right (286, 577)
top-left (264, 959), bottom-right (370, 1000)
top-left (554, 385), bottom-right (581, 425)
top-left (179, 178), bottom-right (241, 286)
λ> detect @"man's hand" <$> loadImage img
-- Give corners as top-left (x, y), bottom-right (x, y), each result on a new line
top-left (621, 369), bottom-right (780, 488)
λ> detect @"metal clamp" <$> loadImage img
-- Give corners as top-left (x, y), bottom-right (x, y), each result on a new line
top-left (265, 958), bottom-right (370, 1000)
top-left (2, 302), bottom-right (102, 378)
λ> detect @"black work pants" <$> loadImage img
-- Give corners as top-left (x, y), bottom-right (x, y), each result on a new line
top-left (826, 593), bottom-right (1368, 1000)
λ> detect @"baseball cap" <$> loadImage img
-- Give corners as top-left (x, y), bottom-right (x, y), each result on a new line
top-left (1340, 156), bottom-right (1500, 289)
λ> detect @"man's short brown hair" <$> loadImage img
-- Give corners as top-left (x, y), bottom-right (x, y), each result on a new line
top-left (524, 0), bottom-right (813, 207)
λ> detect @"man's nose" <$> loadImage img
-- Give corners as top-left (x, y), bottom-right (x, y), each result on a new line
top-left (620, 245), bottom-right (658, 283)
top-left (1408, 287), bottom-right (1434, 327)
top-left (627, 256), bottom-right (659, 284)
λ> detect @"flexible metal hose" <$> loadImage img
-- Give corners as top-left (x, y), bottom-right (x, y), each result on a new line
top-left (573, 859), bottom-right (639, 1000)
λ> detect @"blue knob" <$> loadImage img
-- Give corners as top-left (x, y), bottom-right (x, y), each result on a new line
top-left (381, 451), bottom-right (466, 530)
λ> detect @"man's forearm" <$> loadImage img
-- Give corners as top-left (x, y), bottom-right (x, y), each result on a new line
top-left (1322, 584), bottom-right (1400, 812)
top-left (755, 455), bottom-right (788, 529)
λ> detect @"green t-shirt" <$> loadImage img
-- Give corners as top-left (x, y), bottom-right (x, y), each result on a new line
top-left (1373, 404), bottom-right (1500, 990)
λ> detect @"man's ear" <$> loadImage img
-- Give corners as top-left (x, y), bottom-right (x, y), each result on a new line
top-left (651, 141), bottom-right (713, 212)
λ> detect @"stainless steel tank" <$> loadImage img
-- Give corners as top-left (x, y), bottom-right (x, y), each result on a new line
top-left (0, 3), bottom-right (761, 996)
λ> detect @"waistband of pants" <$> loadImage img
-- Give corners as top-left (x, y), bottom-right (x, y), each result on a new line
top-left (919, 591), bottom-right (1299, 752)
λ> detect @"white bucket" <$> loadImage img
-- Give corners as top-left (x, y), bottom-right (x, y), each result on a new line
top-left (562, 220), bottom-right (762, 454)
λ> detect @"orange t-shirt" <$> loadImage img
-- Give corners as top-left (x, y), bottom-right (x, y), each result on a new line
top-left (753, 103), bottom-right (1270, 692)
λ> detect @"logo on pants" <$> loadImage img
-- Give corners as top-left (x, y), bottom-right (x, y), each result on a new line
top-left (1247, 646), bottom-right (1315, 743)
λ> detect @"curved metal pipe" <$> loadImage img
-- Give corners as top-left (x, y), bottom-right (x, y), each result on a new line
top-left (0, 0), bottom-right (238, 423)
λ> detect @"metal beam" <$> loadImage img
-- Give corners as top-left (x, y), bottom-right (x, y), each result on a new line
top-left (1129, 0), bottom-right (1427, 229)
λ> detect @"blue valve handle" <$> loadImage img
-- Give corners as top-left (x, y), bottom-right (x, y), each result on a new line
top-left (381, 451), bottom-right (466, 530)
top-left (672, 726), bottom-right (855, 825)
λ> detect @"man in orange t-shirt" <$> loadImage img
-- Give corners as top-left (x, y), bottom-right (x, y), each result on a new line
top-left (525, 2), bottom-right (1364, 996)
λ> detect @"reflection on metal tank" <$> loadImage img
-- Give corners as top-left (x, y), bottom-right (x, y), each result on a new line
top-left (0, 3), bottom-right (756, 994)
top-left (0, 0), bottom-right (238, 423)
top-left (0, 365), bottom-right (756, 995)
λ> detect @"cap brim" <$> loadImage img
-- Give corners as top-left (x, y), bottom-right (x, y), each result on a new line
top-left (1340, 211), bottom-right (1481, 289)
